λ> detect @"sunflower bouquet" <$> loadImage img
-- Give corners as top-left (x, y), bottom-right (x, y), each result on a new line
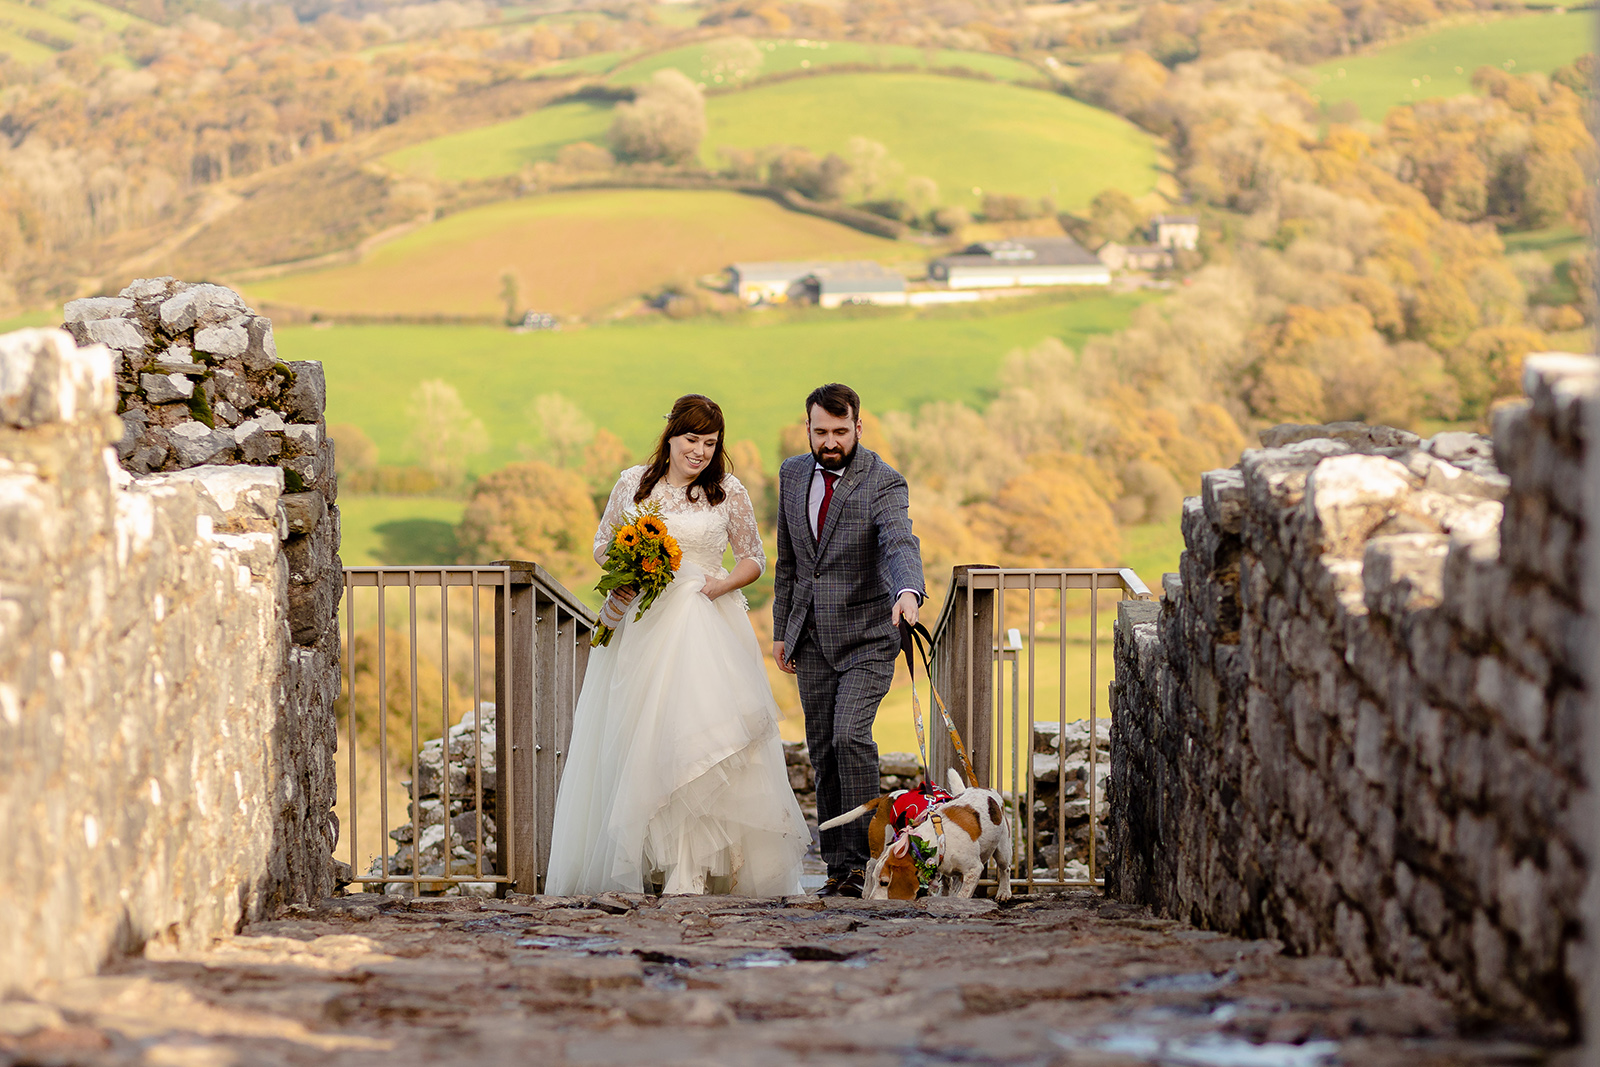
top-left (592, 501), bottom-right (683, 647)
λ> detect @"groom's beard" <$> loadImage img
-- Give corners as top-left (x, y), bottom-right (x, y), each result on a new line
top-left (813, 440), bottom-right (855, 471)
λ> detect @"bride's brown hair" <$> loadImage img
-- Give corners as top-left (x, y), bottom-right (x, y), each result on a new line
top-left (634, 394), bottom-right (729, 507)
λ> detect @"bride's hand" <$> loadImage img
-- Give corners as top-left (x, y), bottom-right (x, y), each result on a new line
top-left (700, 576), bottom-right (728, 602)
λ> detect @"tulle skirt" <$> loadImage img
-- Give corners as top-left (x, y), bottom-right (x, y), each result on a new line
top-left (544, 562), bottom-right (809, 896)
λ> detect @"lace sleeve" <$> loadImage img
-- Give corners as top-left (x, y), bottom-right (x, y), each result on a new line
top-left (724, 476), bottom-right (766, 577)
top-left (593, 467), bottom-right (642, 566)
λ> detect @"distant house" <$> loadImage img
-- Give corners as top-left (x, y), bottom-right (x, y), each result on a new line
top-left (729, 260), bottom-right (906, 307)
top-left (730, 262), bottom-right (825, 305)
top-left (1098, 242), bottom-right (1174, 273)
top-left (809, 262), bottom-right (907, 308)
top-left (928, 237), bottom-right (1110, 289)
top-left (1150, 214), bottom-right (1200, 251)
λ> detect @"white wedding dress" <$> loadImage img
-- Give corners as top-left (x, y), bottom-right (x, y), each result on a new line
top-left (544, 466), bottom-right (809, 896)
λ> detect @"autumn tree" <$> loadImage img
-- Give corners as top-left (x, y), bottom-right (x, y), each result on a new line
top-left (455, 462), bottom-right (598, 585)
top-left (610, 69), bottom-right (706, 164)
top-left (406, 380), bottom-right (489, 490)
top-left (521, 393), bottom-right (596, 469)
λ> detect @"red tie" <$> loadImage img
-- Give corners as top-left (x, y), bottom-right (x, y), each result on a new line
top-left (817, 470), bottom-right (840, 535)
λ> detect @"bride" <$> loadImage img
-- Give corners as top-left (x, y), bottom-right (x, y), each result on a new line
top-left (545, 394), bottom-right (810, 896)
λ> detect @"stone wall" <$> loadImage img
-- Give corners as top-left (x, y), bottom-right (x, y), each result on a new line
top-left (1109, 355), bottom-right (1598, 1037)
top-left (1, 309), bottom-right (339, 991)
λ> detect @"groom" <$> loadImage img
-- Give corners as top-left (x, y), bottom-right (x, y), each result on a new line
top-left (772, 383), bottom-right (925, 898)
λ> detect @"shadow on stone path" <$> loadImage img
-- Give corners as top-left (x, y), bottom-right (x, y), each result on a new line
top-left (0, 892), bottom-right (1567, 1066)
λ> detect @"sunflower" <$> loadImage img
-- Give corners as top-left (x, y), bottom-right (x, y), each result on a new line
top-left (637, 515), bottom-right (667, 540)
top-left (668, 547), bottom-right (683, 569)
top-left (641, 556), bottom-right (659, 573)
top-left (615, 525), bottom-right (640, 548)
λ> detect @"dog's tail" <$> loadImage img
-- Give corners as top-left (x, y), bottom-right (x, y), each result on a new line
top-left (946, 767), bottom-right (966, 795)
top-left (818, 797), bottom-right (885, 832)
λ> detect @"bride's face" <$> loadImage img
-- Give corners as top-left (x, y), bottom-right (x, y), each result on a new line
top-left (668, 430), bottom-right (719, 484)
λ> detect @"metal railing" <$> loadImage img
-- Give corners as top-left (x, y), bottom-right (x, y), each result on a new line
top-left (927, 564), bottom-right (1152, 890)
top-left (337, 561), bottom-right (595, 896)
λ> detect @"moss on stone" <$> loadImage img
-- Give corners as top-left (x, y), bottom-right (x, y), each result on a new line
top-left (186, 385), bottom-right (216, 428)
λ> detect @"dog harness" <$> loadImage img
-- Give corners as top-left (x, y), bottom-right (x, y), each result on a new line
top-left (887, 785), bottom-right (952, 831)
top-left (886, 785), bottom-right (954, 892)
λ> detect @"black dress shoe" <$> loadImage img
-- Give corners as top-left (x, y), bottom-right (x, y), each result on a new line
top-left (817, 874), bottom-right (845, 897)
top-left (836, 869), bottom-right (866, 899)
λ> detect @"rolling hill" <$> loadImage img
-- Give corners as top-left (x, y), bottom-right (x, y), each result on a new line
top-left (1310, 11), bottom-right (1591, 120)
top-left (0, 0), bottom-right (145, 65)
top-left (243, 188), bottom-right (908, 320)
top-left (606, 36), bottom-right (1045, 88)
top-left (382, 71), bottom-right (1164, 211)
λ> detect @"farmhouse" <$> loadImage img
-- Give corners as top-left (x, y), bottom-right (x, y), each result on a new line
top-left (729, 260), bottom-right (905, 307)
top-left (928, 237), bottom-right (1110, 289)
top-left (1098, 242), bottom-right (1173, 272)
top-left (1150, 213), bottom-right (1200, 250)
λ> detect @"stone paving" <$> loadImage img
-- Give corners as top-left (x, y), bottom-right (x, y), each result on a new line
top-left (0, 892), bottom-right (1569, 1067)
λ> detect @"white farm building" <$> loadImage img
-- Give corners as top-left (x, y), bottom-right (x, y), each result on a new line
top-left (928, 237), bottom-right (1110, 289)
top-left (729, 260), bottom-right (906, 307)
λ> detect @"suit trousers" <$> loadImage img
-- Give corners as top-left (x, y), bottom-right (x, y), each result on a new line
top-left (793, 625), bottom-right (895, 875)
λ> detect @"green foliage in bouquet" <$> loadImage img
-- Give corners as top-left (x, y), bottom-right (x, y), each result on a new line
top-left (592, 501), bottom-right (682, 647)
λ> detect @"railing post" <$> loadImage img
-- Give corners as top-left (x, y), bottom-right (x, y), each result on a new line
top-left (495, 570), bottom-right (538, 894)
top-left (937, 564), bottom-right (996, 789)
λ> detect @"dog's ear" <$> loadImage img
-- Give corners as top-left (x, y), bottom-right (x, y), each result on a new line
top-left (947, 768), bottom-right (965, 794)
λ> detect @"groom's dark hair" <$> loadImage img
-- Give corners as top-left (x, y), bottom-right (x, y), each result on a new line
top-left (806, 383), bottom-right (860, 423)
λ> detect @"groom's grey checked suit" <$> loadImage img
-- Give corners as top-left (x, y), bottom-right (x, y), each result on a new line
top-left (773, 447), bottom-right (925, 875)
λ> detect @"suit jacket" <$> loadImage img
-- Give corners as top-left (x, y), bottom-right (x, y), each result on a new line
top-left (773, 447), bottom-right (926, 670)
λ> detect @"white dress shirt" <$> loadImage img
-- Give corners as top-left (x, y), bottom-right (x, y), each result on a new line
top-left (807, 459), bottom-right (921, 605)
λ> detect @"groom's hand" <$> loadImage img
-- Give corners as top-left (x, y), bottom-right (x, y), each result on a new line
top-left (891, 590), bottom-right (920, 629)
top-left (772, 641), bottom-right (796, 674)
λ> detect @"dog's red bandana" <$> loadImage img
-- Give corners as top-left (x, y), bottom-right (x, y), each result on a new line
top-left (888, 786), bottom-right (952, 830)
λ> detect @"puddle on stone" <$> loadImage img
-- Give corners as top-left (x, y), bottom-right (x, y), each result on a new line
top-left (514, 935), bottom-right (619, 952)
top-left (1123, 970), bottom-right (1239, 994)
top-left (1052, 1030), bottom-right (1339, 1067)
top-left (722, 949), bottom-right (794, 969)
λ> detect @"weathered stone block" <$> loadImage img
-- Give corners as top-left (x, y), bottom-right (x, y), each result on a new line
top-left (195, 322), bottom-right (249, 360)
top-left (283, 361), bottom-right (326, 423)
top-left (0, 328), bottom-right (117, 429)
top-left (1364, 534), bottom-right (1449, 617)
top-left (167, 422), bottom-right (236, 467)
top-left (141, 371), bottom-right (195, 404)
top-left (1304, 454), bottom-right (1417, 558)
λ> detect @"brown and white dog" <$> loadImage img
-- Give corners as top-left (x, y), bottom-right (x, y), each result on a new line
top-left (822, 770), bottom-right (1013, 901)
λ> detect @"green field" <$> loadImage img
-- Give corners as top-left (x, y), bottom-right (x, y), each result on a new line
top-left (245, 188), bottom-right (906, 319)
top-left (701, 73), bottom-right (1160, 209)
top-left (608, 36), bottom-right (1044, 87)
top-left (385, 100), bottom-right (614, 181)
top-left (273, 291), bottom-right (1148, 472)
top-left (339, 496), bottom-right (466, 566)
top-left (1311, 11), bottom-right (1592, 119)
top-left (382, 71), bottom-right (1162, 210)
top-left (0, 0), bottom-right (145, 64)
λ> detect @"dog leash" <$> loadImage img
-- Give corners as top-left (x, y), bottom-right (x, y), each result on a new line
top-left (898, 619), bottom-right (979, 789)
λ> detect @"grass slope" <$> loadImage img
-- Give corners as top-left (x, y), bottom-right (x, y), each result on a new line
top-left (0, 0), bottom-right (145, 64)
top-left (385, 100), bottom-right (614, 181)
top-left (700, 72), bottom-right (1159, 209)
top-left (245, 188), bottom-right (904, 319)
top-left (1311, 11), bottom-right (1591, 119)
top-left (273, 291), bottom-right (1149, 473)
top-left (384, 71), bottom-right (1162, 211)
top-left (338, 496), bottom-right (466, 566)
top-left (608, 36), bottom-right (1043, 87)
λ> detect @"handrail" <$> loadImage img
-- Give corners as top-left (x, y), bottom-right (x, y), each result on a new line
top-left (923, 563), bottom-right (1152, 892)
top-left (928, 565), bottom-right (1152, 649)
top-left (492, 559), bottom-right (599, 626)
